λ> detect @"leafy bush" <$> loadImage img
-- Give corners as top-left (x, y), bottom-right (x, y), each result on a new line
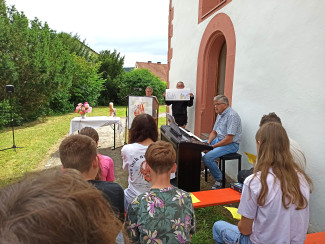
top-left (69, 55), bottom-right (104, 107)
top-left (96, 50), bottom-right (125, 105)
top-left (0, 99), bottom-right (23, 128)
top-left (0, 4), bottom-right (74, 121)
top-left (57, 32), bottom-right (93, 61)
top-left (0, 100), bottom-right (11, 128)
top-left (0, 1), bottom-right (121, 126)
top-left (49, 91), bottom-right (74, 114)
top-left (118, 69), bottom-right (167, 105)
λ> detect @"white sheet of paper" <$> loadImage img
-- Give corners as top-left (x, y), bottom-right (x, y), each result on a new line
top-left (165, 88), bottom-right (190, 101)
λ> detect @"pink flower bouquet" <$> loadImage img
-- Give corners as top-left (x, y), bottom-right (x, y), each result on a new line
top-left (74, 102), bottom-right (92, 115)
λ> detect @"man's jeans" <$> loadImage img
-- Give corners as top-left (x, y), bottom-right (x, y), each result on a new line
top-left (203, 138), bottom-right (239, 181)
top-left (213, 221), bottom-right (252, 244)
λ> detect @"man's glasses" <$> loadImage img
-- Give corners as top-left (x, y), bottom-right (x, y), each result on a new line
top-left (214, 103), bottom-right (225, 106)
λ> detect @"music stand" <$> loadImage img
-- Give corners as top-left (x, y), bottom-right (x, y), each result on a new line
top-left (120, 95), bottom-right (129, 146)
top-left (0, 85), bottom-right (23, 153)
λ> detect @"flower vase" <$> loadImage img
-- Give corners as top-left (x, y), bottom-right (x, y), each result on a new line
top-left (81, 114), bottom-right (86, 119)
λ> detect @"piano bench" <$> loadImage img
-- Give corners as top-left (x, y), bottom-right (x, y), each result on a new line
top-left (205, 153), bottom-right (242, 188)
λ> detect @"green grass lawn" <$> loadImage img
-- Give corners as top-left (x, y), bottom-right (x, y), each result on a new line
top-left (0, 105), bottom-right (167, 187)
top-left (192, 205), bottom-right (239, 243)
top-left (0, 112), bottom-right (78, 186)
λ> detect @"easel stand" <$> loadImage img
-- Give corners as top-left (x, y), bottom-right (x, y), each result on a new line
top-left (121, 93), bottom-right (157, 146)
top-left (121, 94), bottom-right (133, 146)
top-left (124, 104), bottom-right (128, 145)
top-left (0, 91), bottom-right (23, 153)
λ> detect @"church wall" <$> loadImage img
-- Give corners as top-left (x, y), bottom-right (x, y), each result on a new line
top-left (169, 0), bottom-right (325, 232)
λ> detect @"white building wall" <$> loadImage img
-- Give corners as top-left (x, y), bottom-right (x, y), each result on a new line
top-left (169, 1), bottom-right (209, 132)
top-left (170, 0), bottom-right (325, 232)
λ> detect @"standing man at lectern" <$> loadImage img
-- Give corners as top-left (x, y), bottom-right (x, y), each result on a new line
top-left (145, 86), bottom-right (153, 97)
top-left (145, 86), bottom-right (159, 124)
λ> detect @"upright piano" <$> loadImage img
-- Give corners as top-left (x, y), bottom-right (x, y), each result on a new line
top-left (161, 124), bottom-right (212, 192)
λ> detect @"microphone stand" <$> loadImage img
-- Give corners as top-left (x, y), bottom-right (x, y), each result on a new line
top-left (0, 92), bottom-right (23, 152)
top-left (122, 95), bottom-right (128, 145)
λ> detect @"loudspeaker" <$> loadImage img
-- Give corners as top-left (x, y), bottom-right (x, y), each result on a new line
top-left (6, 85), bottom-right (14, 93)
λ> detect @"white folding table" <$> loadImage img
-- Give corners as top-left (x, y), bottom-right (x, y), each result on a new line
top-left (69, 116), bottom-right (123, 149)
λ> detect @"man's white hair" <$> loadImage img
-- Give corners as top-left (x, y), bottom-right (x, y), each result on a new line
top-left (213, 95), bottom-right (229, 106)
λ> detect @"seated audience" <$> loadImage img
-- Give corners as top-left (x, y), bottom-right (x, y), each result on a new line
top-left (79, 126), bottom-right (115, 182)
top-left (0, 168), bottom-right (122, 243)
top-left (125, 141), bottom-right (196, 243)
top-left (121, 113), bottom-right (158, 207)
top-left (238, 112), bottom-right (306, 183)
top-left (213, 122), bottom-right (312, 244)
top-left (59, 134), bottom-right (124, 221)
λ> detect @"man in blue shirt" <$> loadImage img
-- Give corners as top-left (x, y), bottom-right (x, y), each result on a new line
top-left (203, 95), bottom-right (242, 189)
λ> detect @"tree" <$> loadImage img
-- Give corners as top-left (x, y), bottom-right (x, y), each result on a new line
top-left (96, 50), bottom-right (125, 105)
top-left (0, 0), bottom-right (16, 102)
top-left (118, 69), bottom-right (166, 105)
top-left (0, 0), bottom-right (121, 126)
top-left (0, 4), bottom-right (74, 121)
top-left (69, 54), bottom-right (104, 107)
top-left (57, 32), bottom-right (95, 61)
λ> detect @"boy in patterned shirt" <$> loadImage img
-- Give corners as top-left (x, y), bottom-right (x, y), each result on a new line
top-left (125, 141), bottom-right (196, 243)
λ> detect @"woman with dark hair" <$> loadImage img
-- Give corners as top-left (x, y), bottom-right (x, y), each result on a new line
top-left (212, 122), bottom-right (312, 244)
top-left (121, 114), bottom-right (158, 207)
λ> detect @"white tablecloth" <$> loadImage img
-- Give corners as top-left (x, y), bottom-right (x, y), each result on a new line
top-left (69, 116), bottom-right (123, 135)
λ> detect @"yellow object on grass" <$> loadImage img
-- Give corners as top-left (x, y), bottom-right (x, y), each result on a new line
top-left (190, 193), bottom-right (200, 203)
top-left (244, 152), bottom-right (257, 164)
top-left (224, 207), bottom-right (242, 220)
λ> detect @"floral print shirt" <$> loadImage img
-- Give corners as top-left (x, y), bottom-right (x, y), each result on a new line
top-left (125, 185), bottom-right (196, 244)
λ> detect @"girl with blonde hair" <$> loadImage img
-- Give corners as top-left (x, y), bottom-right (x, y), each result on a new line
top-left (213, 122), bottom-right (312, 244)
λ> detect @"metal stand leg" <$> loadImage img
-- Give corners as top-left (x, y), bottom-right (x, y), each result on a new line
top-left (221, 159), bottom-right (226, 188)
top-left (0, 92), bottom-right (23, 152)
top-left (113, 123), bottom-right (116, 149)
top-left (124, 105), bottom-right (128, 145)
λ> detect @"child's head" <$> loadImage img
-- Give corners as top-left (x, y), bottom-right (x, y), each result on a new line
top-left (254, 122), bottom-right (312, 209)
top-left (259, 112), bottom-right (282, 127)
top-left (129, 114), bottom-right (158, 143)
top-left (79, 127), bottom-right (99, 144)
top-left (145, 141), bottom-right (176, 174)
top-left (79, 127), bottom-right (103, 180)
top-left (59, 134), bottom-right (97, 173)
top-left (255, 122), bottom-right (291, 170)
top-left (0, 168), bottom-right (121, 243)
